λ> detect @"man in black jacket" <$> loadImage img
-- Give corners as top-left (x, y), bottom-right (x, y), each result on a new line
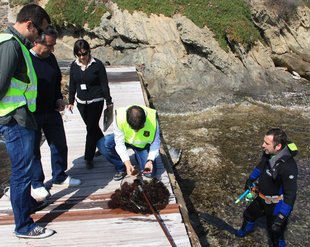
top-left (30, 25), bottom-right (81, 201)
top-left (235, 128), bottom-right (298, 247)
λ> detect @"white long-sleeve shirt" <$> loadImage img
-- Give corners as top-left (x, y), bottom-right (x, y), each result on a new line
top-left (113, 119), bottom-right (161, 162)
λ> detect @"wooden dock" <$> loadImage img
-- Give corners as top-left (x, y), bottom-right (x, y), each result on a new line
top-left (0, 66), bottom-right (196, 247)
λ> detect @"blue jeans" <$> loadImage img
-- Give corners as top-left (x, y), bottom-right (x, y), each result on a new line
top-left (97, 134), bottom-right (157, 176)
top-left (32, 111), bottom-right (68, 188)
top-left (0, 121), bottom-right (38, 234)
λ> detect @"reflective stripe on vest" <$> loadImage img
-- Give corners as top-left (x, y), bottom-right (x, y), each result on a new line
top-left (0, 33), bottom-right (37, 116)
top-left (116, 105), bottom-right (157, 149)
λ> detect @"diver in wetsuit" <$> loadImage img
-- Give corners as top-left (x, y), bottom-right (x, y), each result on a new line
top-left (236, 128), bottom-right (298, 247)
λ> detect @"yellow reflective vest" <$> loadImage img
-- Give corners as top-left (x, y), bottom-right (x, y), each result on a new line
top-left (116, 105), bottom-right (157, 149)
top-left (0, 33), bottom-right (37, 116)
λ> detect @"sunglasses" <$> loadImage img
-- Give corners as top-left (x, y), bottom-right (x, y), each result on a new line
top-left (32, 21), bottom-right (44, 35)
top-left (77, 51), bottom-right (89, 57)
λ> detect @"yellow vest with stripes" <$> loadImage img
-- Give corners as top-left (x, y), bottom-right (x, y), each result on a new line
top-left (0, 33), bottom-right (37, 116)
top-left (116, 106), bottom-right (157, 149)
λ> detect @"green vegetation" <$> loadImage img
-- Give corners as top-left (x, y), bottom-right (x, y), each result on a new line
top-left (113, 0), bottom-right (308, 50)
top-left (114, 0), bottom-right (261, 51)
top-left (45, 0), bottom-right (107, 29)
top-left (21, 0), bottom-right (306, 51)
top-left (184, 1), bottom-right (260, 50)
top-left (113, 0), bottom-right (178, 16)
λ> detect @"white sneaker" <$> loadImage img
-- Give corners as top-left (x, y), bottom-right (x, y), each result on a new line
top-left (53, 176), bottom-right (81, 188)
top-left (32, 187), bottom-right (50, 201)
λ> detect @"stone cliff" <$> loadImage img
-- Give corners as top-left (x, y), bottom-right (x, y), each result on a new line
top-left (1, 0), bottom-right (309, 112)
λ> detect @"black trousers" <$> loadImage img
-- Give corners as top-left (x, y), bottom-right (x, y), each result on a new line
top-left (77, 101), bottom-right (104, 161)
top-left (244, 197), bottom-right (288, 246)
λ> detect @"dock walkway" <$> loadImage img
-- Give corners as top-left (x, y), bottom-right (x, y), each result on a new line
top-left (0, 66), bottom-right (193, 247)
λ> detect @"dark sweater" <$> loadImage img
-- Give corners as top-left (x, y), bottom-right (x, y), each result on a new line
top-left (68, 58), bottom-right (112, 105)
top-left (30, 52), bottom-right (63, 113)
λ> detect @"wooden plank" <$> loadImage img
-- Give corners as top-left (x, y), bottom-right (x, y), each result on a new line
top-left (0, 204), bottom-right (181, 224)
top-left (0, 214), bottom-right (190, 247)
top-left (0, 67), bottom-right (192, 247)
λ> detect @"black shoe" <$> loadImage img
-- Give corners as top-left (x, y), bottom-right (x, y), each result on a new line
top-left (94, 150), bottom-right (101, 157)
top-left (113, 171), bottom-right (126, 181)
top-left (86, 160), bottom-right (94, 169)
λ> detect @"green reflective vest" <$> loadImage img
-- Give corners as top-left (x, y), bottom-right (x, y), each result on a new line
top-left (0, 33), bottom-right (37, 116)
top-left (116, 105), bottom-right (157, 148)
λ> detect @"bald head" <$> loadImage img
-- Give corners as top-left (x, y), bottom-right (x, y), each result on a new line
top-left (126, 105), bottom-right (146, 131)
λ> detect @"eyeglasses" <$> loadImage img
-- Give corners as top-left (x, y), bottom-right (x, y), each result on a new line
top-left (42, 42), bottom-right (55, 49)
top-left (77, 51), bottom-right (89, 57)
top-left (32, 21), bottom-right (44, 35)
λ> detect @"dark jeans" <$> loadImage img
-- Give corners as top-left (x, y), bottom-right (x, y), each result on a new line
top-left (0, 121), bottom-right (38, 234)
top-left (32, 111), bottom-right (68, 187)
top-left (97, 134), bottom-right (157, 176)
top-left (77, 101), bottom-right (104, 161)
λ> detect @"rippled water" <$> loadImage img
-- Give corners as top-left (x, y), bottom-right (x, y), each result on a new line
top-left (159, 101), bottom-right (310, 247)
top-left (1, 101), bottom-right (309, 246)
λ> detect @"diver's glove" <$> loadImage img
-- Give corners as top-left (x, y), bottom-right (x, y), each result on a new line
top-left (244, 178), bottom-right (254, 191)
top-left (271, 213), bottom-right (286, 234)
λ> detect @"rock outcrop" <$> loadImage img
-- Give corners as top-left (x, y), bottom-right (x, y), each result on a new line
top-left (85, 1), bottom-right (309, 112)
top-left (3, 0), bottom-right (310, 112)
top-left (248, 0), bottom-right (310, 80)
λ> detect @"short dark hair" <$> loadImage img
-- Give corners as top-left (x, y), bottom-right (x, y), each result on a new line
top-left (16, 4), bottom-right (51, 26)
top-left (266, 127), bottom-right (288, 149)
top-left (35, 25), bottom-right (58, 43)
top-left (126, 105), bottom-right (146, 131)
top-left (73, 39), bottom-right (90, 56)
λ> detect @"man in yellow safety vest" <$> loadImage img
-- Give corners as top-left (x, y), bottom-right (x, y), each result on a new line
top-left (0, 4), bottom-right (54, 239)
top-left (97, 105), bottom-right (161, 181)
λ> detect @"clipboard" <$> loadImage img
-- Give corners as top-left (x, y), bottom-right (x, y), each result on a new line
top-left (103, 105), bottom-right (114, 131)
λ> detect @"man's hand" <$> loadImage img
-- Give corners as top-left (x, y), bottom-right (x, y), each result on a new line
top-left (124, 160), bottom-right (135, 176)
top-left (144, 160), bottom-right (153, 174)
top-left (56, 99), bottom-right (65, 111)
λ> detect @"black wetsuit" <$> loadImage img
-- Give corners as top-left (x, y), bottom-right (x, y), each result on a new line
top-left (244, 144), bottom-right (298, 245)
